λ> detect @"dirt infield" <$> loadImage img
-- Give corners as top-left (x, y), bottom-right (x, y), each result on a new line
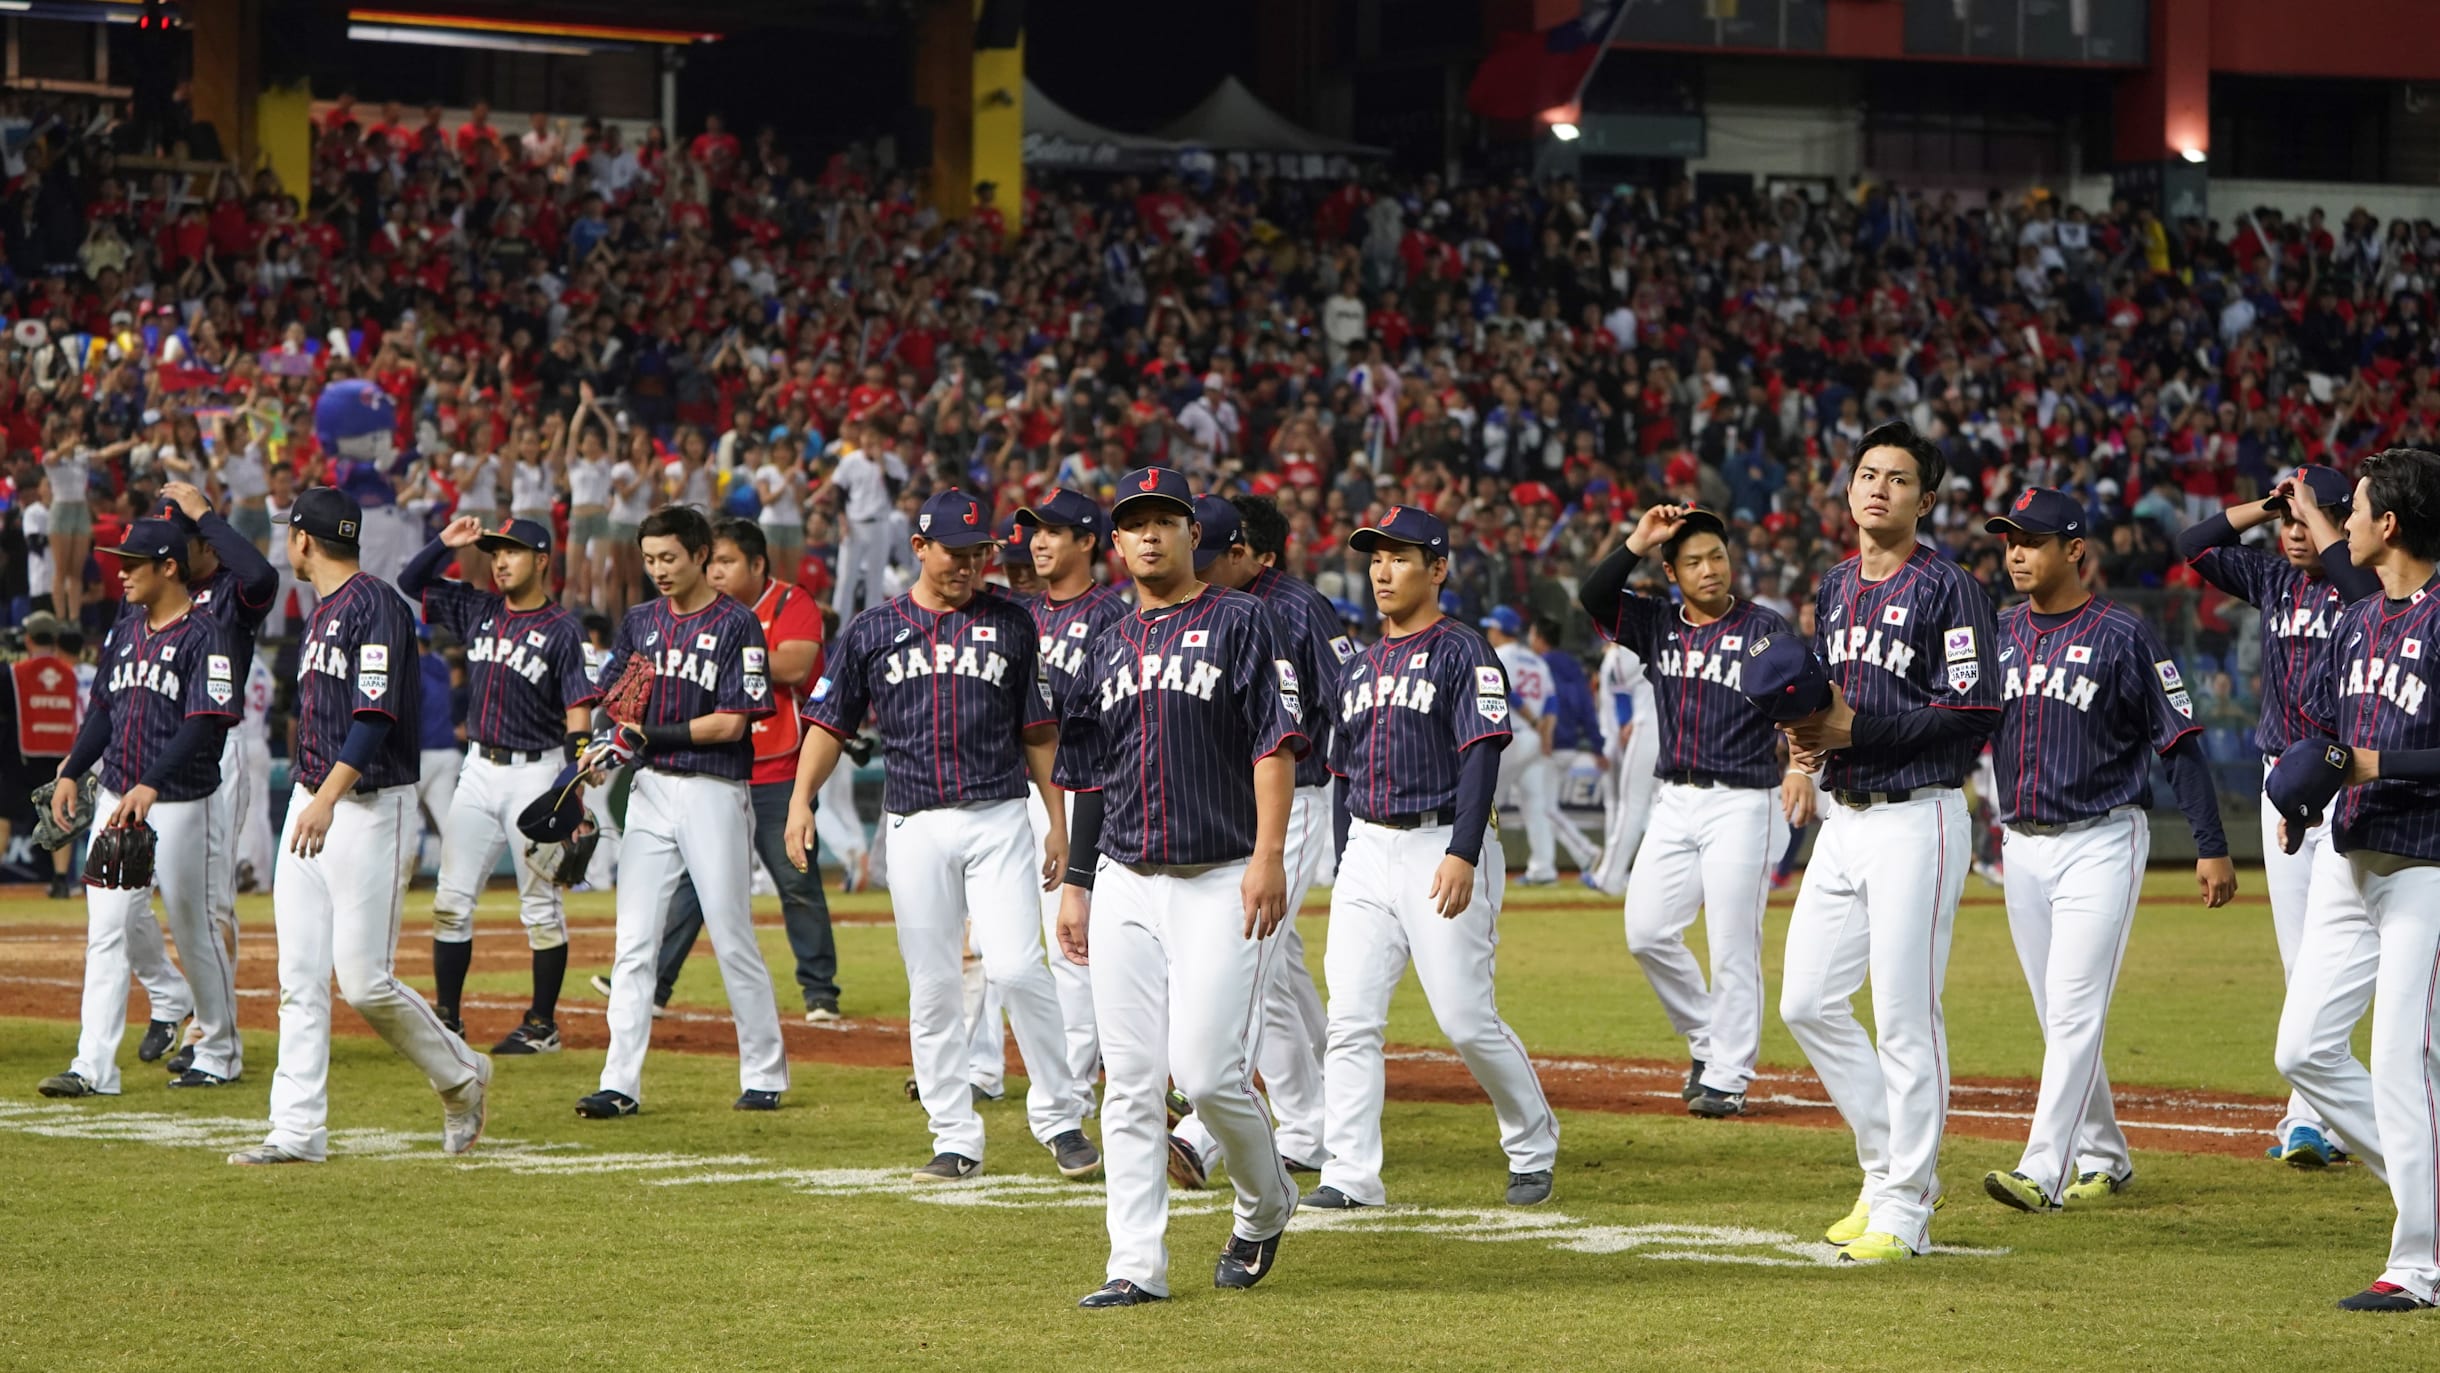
top-left (0, 915), bottom-right (2281, 1157)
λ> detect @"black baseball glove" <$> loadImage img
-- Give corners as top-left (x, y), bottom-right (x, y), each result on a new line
top-left (30, 776), bottom-right (95, 850)
top-left (84, 822), bottom-right (158, 890)
top-left (533, 819), bottom-right (601, 887)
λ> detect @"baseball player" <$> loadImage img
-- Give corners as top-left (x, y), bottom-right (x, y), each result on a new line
top-left (1527, 616), bottom-right (1605, 876)
top-left (412, 631), bottom-right (463, 876)
top-left (35, 517), bottom-right (240, 1096)
top-left (1012, 488), bottom-right (1131, 1120)
top-left (2268, 446), bottom-right (2440, 1312)
top-left (2173, 464), bottom-right (2380, 1165)
top-left (2, 612), bottom-right (80, 902)
top-left (1775, 422), bottom-right (2000, 1262)
top-left (1165, 493), bottom-right (1341, 1179)
top-left (1481, 606), bottom-right (1557, 883)
top-left (783, 488), bottom-right (1097, 1181)
top-left (1586, 631), bottom-right (1658, 895)
top-left (400, 516), bottom-right (599, 1054)
top-left (230, 487), bottom-right (491, 1165)
top-left (1975, 488), bottom-right (2238, 1215)
top-left (1577, 504), bottom-right (1794, 1117)
top-left (577, 505), bottom-right (789, 1119)
top-left (1052, 466), bottom-right (1304, 1308)
top-left (233, 652), bottom-right (275, 891)
top-left (1309, 505), bottom-right (1559, 1212)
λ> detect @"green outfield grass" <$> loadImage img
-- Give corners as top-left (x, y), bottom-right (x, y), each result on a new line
top-left (0, 870), bottom-right (2410, 1370)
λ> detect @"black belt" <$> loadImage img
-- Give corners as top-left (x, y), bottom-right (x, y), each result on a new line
top-left (1834, 788), bottom-right (1915, 808)
top-left (476, 744), bottom-right (553, 766)
top-left (1368, 809), bottom-right (1455, 830)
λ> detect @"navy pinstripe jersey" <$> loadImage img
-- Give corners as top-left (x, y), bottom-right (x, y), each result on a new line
top-left (1994, 598), bottom-right (2199, 825)
top-left (1596, 589), bottom-right (1790, 789)
top-left (1245, 565), bottom-right (1353, 789)
top-left (2311, 575), bottom-right (2440, 860)
top-left (416, 581), bottom-right (597, 753)
top-left (806, 587), bottom-right (1050, 815)
top-left (2185, 544), bottom-right (2353, 756)
top-left (1024, 583), bottom-right (1131, 715)
top-left (94, 610), bottom-right (237, 801)
top-left (1813, 543), bottom-right (2001, 792)
top-left (1328, 616), bottom-right (1513, 820)
top-left (294, 573), bottom-right (423, 792)
top-left (1054, 585), bottom-right (1306, 866)
top-left (188, 514), bottom-right (276, 655)
top-left (598, 594), bottom-right (773, 781)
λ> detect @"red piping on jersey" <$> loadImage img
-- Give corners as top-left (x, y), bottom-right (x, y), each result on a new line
top-left (883, 595), bottom-right (953, 805)
top-left (1674, 600), bottom-right (1745, 775)
top-left (2006, 597), bottom-right (2098, 822)
top-left (2338, 591), bottom-right (2438, 834)
top-left (1363, 618), bottom-right (1456, 820)
top-left (1119, 587), bottom-right (1226, 863)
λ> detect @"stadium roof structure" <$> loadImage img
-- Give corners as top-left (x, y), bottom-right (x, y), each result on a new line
top-left (1153, 77), bottom-right (1387, 159)
top-left (1023, 81), bottom-right (1187, 171)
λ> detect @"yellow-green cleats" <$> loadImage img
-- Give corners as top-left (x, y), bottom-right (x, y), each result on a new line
top-left (1983, 1169), bottom-right (2058, 1213)
top-left (1836, 1231), bottom-right (1916, 1263)
top-left (2063, 1170), bottom-right (2133, 1203)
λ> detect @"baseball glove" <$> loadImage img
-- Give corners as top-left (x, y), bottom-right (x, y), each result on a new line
top-left (30, 776), bottom-right (95, 851)
top-left (84, 822), bottom-right (158, 890)
top-left (535, 820), bottom-right (601, 887)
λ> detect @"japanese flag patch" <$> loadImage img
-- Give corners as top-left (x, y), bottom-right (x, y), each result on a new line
top-left (1883, 605), bottom-right (1909, 627)
top-left (1944, 627), bottom-right (1976, 662)
top-left (1067, 621), bottom-right (1089, 639)
top-left (696, 633), bottom-right (719, 651)
top-left (2154, 660), bottom-right (2184, 690)
top-left (2065, 645), bottom-right (2092, 664)
top-left (360, 644), bottom-right (389, 672)
top-left (1410, 651), bottom-right (1430, 670)
top-left (1720, 635), bottom-right (1743, 653)
top-left (526, 631), bottom-right (546, 648)
top-left (2406, 639), bottom-right (2425, 660)
top-left (1183, 630), bottom-right (1210, 648)
top-left (971, 625), bottom-right (997, 642)
top-left (161, 645), bottom-right (177, 662)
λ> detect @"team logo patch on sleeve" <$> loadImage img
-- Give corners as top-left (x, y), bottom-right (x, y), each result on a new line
top-left (360, 644), bottom-right (389, 671)
top-left (1943, 627), bottom-right (1975, 662)
top-left (1947, 661), bottom-right (1980, 693)
top-left (1331, 635), bottom-right (1355, 663)
top-left (1475, 665), bottom-right (1505, 694)
top-left (362, 672), bottom-right (389, 701)
top-left (207, 654), bottom-right (233, 679)
top-left (1883, 605), bottom-right (1909, 627)
top-left (1275, 660), bottom-right (1301, 715)
top-left (2065, 644), bottom-right (2092, 663)
top-left (743, 648), bottom-right (767, 672)
top-left (206, 653), bottom-right (234, 705)
top-left (811, 676), bottom-right (834, 701)
top-left (2168, 689), bottom-right (2194, 719)
top-left (2154, 660), bottom-right (2184, 690)
top-left (1183, 630), bottom-right (1210, 648)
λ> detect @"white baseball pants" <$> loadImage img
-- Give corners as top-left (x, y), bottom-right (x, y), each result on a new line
top-left (1780, 788), bottom-right (1968, 1254)
top-left (415, 746), bottom-right (460, 873)
top-left (1541, 749), bottom-right (1602, 875)
top-left (433, 751), bottom-right (569, 951)
top-left (600, 771), bottom-right (788, 1103)
top-left (1589, 726), bottom-right (1659, 894)
top-left (2000, 808), bottom-right (2149, 1199)
top-left (1319, 819), bottom-right (1559, 1206)
top-left (70, 793), bottom-right (239, 1090)
top-left (890, 799), bottom-right (1081, 1159)
top-left (582, 769), bottom-right (622, 888)
top-left (235, 732), bottom-right (275, 885)
top-left (816, 762), bottom-right (868, 871)
top-left (833, 518), bottom-right (891, 620)
top-left (2340, 854), bottom-right (2440, 1304)
top-left (1496, 728), bottom-right (1557, 880)
top-left (1176, 783), bottom-right (1333, 1169)
top-left (264, 785), bottom-right (484, 1160)
top-left (1090, 858), bottom-right (1296, 1298)
top-left (206, 729), bottom-right (240, 952)
top-left (1624, 781), bottom-right (1787, 1095)
top-left (2261, 786), bottom-right (2345, 1148)
top-left (1029, 789), bottom-right (1100, 1120)
top-left (2274, 840), bottom-right (2381, 1177)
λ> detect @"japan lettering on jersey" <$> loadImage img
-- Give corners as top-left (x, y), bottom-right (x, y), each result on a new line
top-left (1027, 583), bottom-right (1130, 707)
top-left (597, 595), bottom-right (773, 781)
top-left (1813, 543), bottom-right (2001, 792)
top-left (1330, 618), bottom-right (1513, 821)
top-left (93, 611), bottom-right (237, 801)
top-left (293, 573), bottom-right (423, 792)
top-left (1055, 586), bottom-right (1305, 867)
top-left (2184, 543), bottom-right (2355, 755)
top-left (416, 575), bottom-right (597, 752)
top-left (1246, 565), bottom-right (1351, 789)
top-left (805, 588), bottom-right (1050, 815)
top-left (2315, 577), bottom-right (2440, 860)
top-left (1595, 587), bottom-right (1790, 789)
top-left (1995, 599), bottom-right (2198, 825)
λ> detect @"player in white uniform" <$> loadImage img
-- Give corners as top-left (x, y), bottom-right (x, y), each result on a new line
top-left (1526, 617), bottom-right (1603, 878)
top-left (234, 653), bottom-right (275, 890)
top-left (1482, 606), bottom-right (1557, 882)
top-left (1587, 636), bottom-right (1658, 895)
top-left (821, 431), bottom-right (895, 620)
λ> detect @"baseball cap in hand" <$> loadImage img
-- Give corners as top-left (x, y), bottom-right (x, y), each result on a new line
top-left (1112, 466), bottom-right (1195, 521)
top-left (1740, 632), bottom-right (1833, 721)
top-left (915, 488), bottom-right (994, 548)
top-left (475, 516), bottom-right (553, 554)
top-left (100, 517), bottom-right (193, 571)
top-left (1349, 505), bottom-right (1450, 555)
top-left (1015, 488), bottom-right (1106, 543)
top-left (1193, 494), bottom-right (1245, 570)
top-left (274, 486), bottom-right (365, 543)
top-left (2265, 464), bottom-right (2356, 517)
top-left (2265, 738), bottom-right (2352, 852)
top-left (1985, 487), bottom-right (2086, 537)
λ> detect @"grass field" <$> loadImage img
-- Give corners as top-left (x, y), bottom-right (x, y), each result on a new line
top-left (0, 868), bottom-right (2420, 1371)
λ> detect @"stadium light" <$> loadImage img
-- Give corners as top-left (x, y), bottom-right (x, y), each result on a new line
top-left (1551, 122), bottom-right (1581, 142)
top-left (2180, 146), bottom-right (2207, 164)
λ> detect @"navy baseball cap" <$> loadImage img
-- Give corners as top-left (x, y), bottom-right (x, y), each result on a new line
top-left (1193, 493), bottom-right (1245, 570)
top-left (1663, 506), bottom-right (1729, 542)
top-left (1740, 632), bottom-right (1833, 722)
top-left (1350, 505), bottom-right (1451, 555)
top-left (1015, 488), bottom-right (1106, 544)
top-left (475, 516), bottom-right (553, 554)
top-left (274, 486), bottom-right (364, 543)
top-left (2265, 737), bottom-right (2352, 851)
top-left (1480, 605), bottom-right (1524, 636)
top-left (914, 488), bottom-right (995, 548)
top-left (517, 768), bottom-right (589, 844)
top-left (150, 498), bottom-right (201, 536)
top-left (1985, 487), bottom-right (2087, 538)
top-left (101, 517), bottom-right (192, 571)
top-left (2267, 464), bottom-right (2355, 516)
top-left (998, 517), bottom-right (1033, 565)
top-left (1111, 466), bottom-right (1195, 522)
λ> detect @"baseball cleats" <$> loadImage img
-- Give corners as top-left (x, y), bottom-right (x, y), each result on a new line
top-left (575, 1089), bottom-right (640, 1120)
top-left (1166, 1135), bottom-right (1208, 1190)
top-left (227, 1144), bottom-right (314, 1166)
top-left (36, 1070), bottom-right (97, 1098)
top-left (440, 1055), bottom-right (492, 1156)
top-left (1837, 1232), bottom-right (1916, 1264)
top-left (492, 1015), bottom-right (562, 1056)
top-left (2270, 1124), bottom-right (2338, 1168)
top-left (1302, 1185), bottom-right (1373, 1210)
top-left (1077, 1279), bottom-right (1166, 1309)
top-left (167, 1069), bottom-right (233, 1089)
top-left (137, 1016), bottom-right (187, 1063)
top-left (588, 975), bottom-right (667, 1018)
top-left (588, 974), bottom-right (614, 998)
top-left (1983, 1170), bottom-right (2058, 1213)
top-left (2063, 1170), bottom-right (2133, 1203)
top-left (1215, 1230), bottom-right (1285, 1289)
top-left (2337, 1282), bottom-right (2434, 1312)
top-left (165, 1042), bottom-right (196, 1075)
top-left (1506, 1170), bottom-right (1555, 1206)
top-left (734, 1090), bottom-right (781, 1111)
top-left (1051, 1130), bottom-right (1103, 1179)
top-left (1688, 1086), bottom-right (1746, 1118)
top-left (911, 1152), bottom-right (982, 1183)
top-left (437, 1009), bottom-right (466, 1040)
top-left (1165, 1086), bottom-right (1193, 1123)
top-left (971, 1084), bottom-right (1003, 1107)
top-left (1280, 1155), bottom-right (1321, 1174)
top-left (1828, 1191), bottom-right (1943, 1245)
top-left (1681, 1060), bottom-right (1707, 1103)
top-left (804, 1000), bottom-right (843, 1025)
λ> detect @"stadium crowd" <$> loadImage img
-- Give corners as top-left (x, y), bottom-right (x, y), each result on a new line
top-left (4, 85), bottom-right (2440, 791)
